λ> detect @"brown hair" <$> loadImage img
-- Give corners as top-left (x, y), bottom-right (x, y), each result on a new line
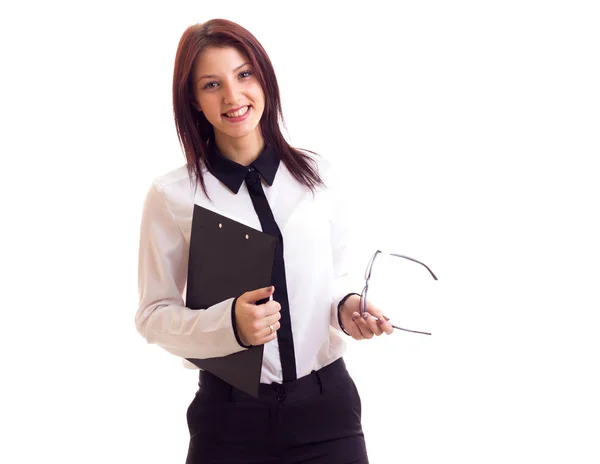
top-left (172, 19), bottom-right (324, 196)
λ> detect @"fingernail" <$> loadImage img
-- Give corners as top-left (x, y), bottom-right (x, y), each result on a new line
top-left (376, 317), bottom-right (385, 326)
top-left (361, 312), bottom-right (370, 320)
top-left (352, 312), bottom-right (360, 321)
top-left (266, 286), bottom-right (274, 292)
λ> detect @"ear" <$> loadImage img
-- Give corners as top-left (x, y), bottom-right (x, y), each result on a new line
top-left (188, 87), bottom-right (202, 112)
top-left (191, 100), bottom-right (202, 112)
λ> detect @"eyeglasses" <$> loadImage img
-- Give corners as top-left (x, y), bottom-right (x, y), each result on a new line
top-left (361, 250), bottom-right (438, 335)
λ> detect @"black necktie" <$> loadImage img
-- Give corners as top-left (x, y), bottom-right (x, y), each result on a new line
top-left (245, 167), bottom-right (297, 382)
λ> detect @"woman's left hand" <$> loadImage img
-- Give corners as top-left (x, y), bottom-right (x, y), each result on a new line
top-left (339, 294), bottom-right (394, 340)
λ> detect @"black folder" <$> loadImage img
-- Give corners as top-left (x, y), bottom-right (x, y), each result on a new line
top-left (185, 205), bottom-right (276, 397)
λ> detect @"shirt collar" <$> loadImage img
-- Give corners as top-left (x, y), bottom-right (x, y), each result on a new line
top-left (205, 141), bottom-right (280, 194)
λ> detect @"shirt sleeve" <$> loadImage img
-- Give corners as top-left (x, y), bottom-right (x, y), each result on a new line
top-left (135, 180), bottom-right (247, 359)
top-left (327, 164), bottom-right (359, 333)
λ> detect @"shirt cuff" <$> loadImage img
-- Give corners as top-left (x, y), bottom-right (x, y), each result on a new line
top-left (231, 296), bottom-right (251, 348)
top-left (337, 292), bottom-right (361, 336)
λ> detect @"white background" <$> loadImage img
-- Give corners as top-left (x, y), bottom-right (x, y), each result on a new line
top-left (1, 1), bottom-right (599, 463)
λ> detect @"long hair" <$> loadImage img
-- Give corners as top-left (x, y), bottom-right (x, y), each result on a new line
top-left (172, 19), bottom-right (324, 196)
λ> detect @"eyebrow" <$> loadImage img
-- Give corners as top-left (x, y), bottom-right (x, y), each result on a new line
top-left (196, 62), bottom-right (251, 82)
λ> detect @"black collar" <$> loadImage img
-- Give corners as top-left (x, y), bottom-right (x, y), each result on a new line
top-left (205, 141), bottom-right (280, 194)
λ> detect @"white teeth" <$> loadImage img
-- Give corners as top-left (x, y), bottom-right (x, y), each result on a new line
top-left (225, 106), bottom-right (249, 118)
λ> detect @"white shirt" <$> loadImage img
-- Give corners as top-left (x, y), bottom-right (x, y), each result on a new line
top-left (136, 149), bottom-right (353, 384)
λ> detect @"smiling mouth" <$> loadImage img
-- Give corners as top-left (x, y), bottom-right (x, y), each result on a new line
top-left (223, 106), bottom-right (250, 118)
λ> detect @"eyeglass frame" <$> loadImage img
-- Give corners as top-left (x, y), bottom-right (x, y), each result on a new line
top-left (361, 250), bottom-right (438, 335)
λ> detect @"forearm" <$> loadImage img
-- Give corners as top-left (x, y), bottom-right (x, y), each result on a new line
top-left (135, 297), bottom-right (246, 359)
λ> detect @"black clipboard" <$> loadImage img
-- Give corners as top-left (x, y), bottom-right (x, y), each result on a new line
top-left (185, 205), bottom-right (276, 397)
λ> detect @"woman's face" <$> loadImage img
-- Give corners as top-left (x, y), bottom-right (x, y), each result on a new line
top-left (192, 46), bottom-right (265, 144)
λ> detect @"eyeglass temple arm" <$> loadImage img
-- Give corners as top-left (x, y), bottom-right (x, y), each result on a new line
top-left (386, 253), bottom-right (438, 280)
top-left (391, 325), bottom-right (432, 335)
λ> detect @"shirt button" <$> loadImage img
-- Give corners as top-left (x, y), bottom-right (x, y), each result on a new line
top-left (276, 393), bottom-right (286, 402)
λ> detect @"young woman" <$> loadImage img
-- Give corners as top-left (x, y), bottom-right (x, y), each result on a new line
top-left (136, 18), bottom-right (393, 464)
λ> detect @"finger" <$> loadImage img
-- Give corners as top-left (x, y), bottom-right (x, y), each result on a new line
top-left (255, 332), bottom-right (278, 346)
top-left (254, 321), bottom-right (280, 345)
top-left (262, 300), bottom-right (282, 316)
top-left (264, 331), bottom-right (278, 343)
top-left (243, 285), bottom-right (275, 304)
top-left (262, 320), bottom-right (281, 337)
top-left (359, 298), bottom-right (386, 336)
top-left (264, 311), bottom-right (281, 327)
top-left (341, 311), bottom-right (364, 340)
top-left (375, 316), bottom-right (394, 335)
top-left (366, 306), bottom-right (394, 335)
top-left (347, 317), bottom-right (365, 340)
top-left (352, 312), bottom-right (374, 339)
top-left (364, 302), bottom-right (384, 320)
top-left (367, 311), bottom-right (394, 335)
top-left (247, 318), bottom-right (278, 345)
top-left (365, 313), bottom-right (384, 336)
top-left (361, 312), bottom-right (383, 336)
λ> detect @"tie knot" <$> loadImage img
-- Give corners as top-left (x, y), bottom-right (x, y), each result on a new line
top-left (246, 167), bottom-right (260, 184)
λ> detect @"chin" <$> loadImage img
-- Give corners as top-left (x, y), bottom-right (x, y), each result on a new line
top-left (222, 124), bottom-right (260, 139)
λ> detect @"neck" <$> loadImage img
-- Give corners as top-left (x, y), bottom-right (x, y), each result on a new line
top-left (214, 130), bottom-right (265, 166)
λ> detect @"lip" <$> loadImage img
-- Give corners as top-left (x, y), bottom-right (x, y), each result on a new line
top-left (222, 105), bottom-right (251, 123)
top-left (223, 105), bottom-right (248, 114)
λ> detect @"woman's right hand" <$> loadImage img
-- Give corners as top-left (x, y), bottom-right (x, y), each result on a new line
top-left (235, 286), bottom-right (281, 346)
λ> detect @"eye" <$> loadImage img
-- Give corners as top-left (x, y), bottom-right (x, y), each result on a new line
top-left (203, 81), bottom-right (219, 90)
top-left (239, 70), bottom-right (252, 79)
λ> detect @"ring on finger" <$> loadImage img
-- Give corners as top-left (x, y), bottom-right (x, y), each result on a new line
top-left (269, 324), bottom-right (274, 334)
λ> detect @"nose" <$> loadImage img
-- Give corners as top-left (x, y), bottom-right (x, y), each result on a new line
top-left (222, 80), bottom-right (241, 106)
